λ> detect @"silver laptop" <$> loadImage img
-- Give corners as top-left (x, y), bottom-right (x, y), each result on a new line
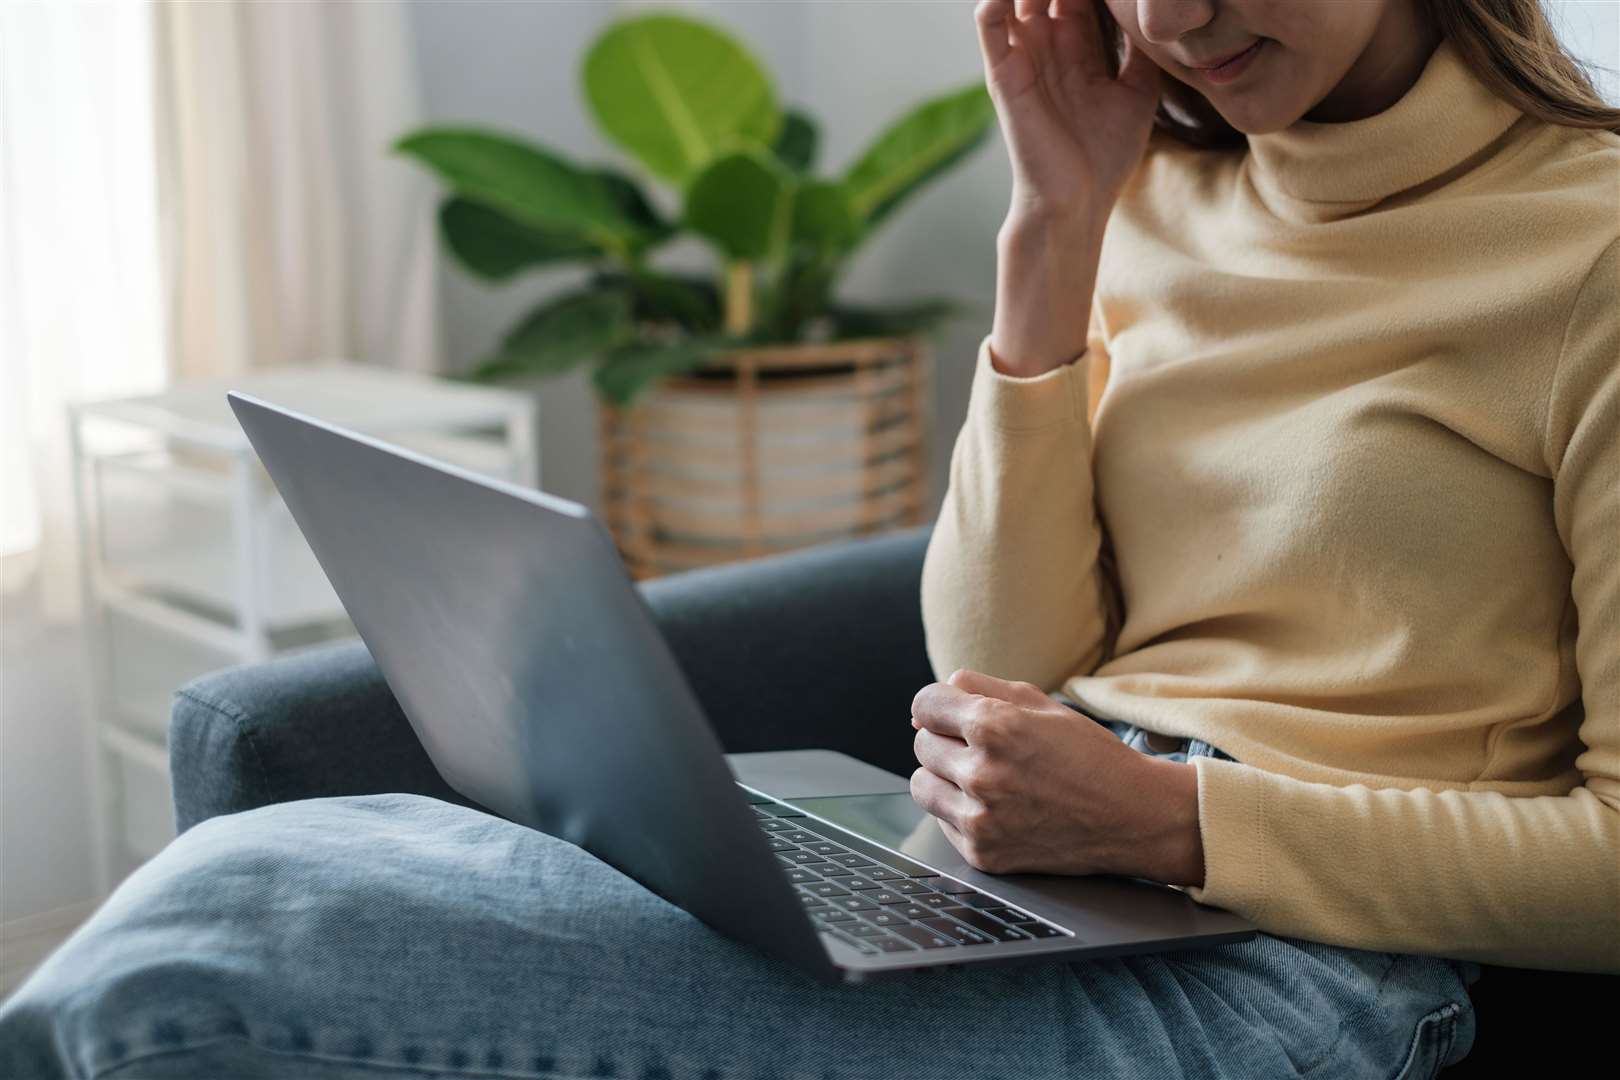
top-left (228, 391), bottom-right (1255, 983)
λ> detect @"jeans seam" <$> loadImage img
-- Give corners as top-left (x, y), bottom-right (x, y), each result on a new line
top-left (93, 1033), bottom-right (626, 1080)
top-left (1383, 1000), bottom-right (1464, 1080)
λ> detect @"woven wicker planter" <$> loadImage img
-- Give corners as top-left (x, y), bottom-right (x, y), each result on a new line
top-left (599, 335), bottom-right (931, 579)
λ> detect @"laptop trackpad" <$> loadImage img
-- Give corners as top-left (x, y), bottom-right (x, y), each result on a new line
top-left (726, 749), bottom-right (911, 799)
top-left (726, 750), bottom-right (960, 871)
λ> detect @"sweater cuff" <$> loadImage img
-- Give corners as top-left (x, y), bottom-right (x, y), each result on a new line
top-left (1182, 756), bottom-right (1270, 919)
top-left (968, 334), bottom-right (1091, 433)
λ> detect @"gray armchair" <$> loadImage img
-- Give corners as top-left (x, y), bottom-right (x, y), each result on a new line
top-left (167, 526), bottom-right (1608, 1076)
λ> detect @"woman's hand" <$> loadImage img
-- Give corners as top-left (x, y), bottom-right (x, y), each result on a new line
top-left (909, 668), bottom-right (1205, 886)
top-left (977, 0), bottom-right (1162, 222)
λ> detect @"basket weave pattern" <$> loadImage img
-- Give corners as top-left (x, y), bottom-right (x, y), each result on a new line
top-left (600, 336), bottom-right (930, 579)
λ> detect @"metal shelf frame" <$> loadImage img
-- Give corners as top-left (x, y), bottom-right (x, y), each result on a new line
top-left (67, 366), bottom-right (539, 893)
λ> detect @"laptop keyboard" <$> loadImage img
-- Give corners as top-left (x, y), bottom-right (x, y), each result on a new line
top-left (749, 797), bottom-right (1070, 957)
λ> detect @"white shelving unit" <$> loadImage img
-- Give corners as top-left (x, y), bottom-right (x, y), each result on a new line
top-left (68, 363), bottom-right (539, 892)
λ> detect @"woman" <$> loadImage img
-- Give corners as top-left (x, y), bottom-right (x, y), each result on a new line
top-left (3, 2), bottom-right (1614, 1078)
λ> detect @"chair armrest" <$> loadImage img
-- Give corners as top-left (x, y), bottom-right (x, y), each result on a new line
top-left (169, 639), bottom-right (469, 832)
top-left (170, 525), bottom-right (935, 830)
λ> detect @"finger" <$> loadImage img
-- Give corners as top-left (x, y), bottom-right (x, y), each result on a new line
top-left (1049, 0), bottom-right (1110, 81)
top-left (1009, 0), bottom-right (1056, 76)
top-left (973, 0), bottom-right (1013, 70)
top-left (909, 680), bottom-right (979, 741)
top-left (935, 815), bottom-right (972, 859)
top-left (913, 726), bottom-right (973, 789)
top-left (947, 668), bottom-right (1053, 710)
top-left (910, 766), bottom-right (979, 829)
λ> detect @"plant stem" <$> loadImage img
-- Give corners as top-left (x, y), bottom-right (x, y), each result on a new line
top-left (725, 259), bottom-right (753, 338)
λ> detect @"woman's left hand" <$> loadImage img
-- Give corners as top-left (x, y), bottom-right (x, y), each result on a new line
top-left (909, 668), bottom-right (1205, 886)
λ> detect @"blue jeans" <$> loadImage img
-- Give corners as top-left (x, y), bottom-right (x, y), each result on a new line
top-left (0, 718), bottom-right (1480, 1079)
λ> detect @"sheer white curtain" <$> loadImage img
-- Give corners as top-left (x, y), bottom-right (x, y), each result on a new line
top-left (154, 0), bottom-right (441, 380)
top-left (0, 3), bottom-right (167, 612)
top-left (1, 0), bottom-right (440, 615)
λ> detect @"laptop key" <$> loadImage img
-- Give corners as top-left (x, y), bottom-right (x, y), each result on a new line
top-left (812, 909), bottom-right (856, 923)
top-left (872, 936), bottom-right (918, 953)
top-left (861, 867), bottom-right (905, 882)
top-left (782, 851), bottom-right (827, 866)
top-left (961, 894), bottom-right (1009, 910)
top-left (846, 923), bottom-right (891, 939)
top-left (808, 883), bottom-right (851, 898)
top-left (898, 903), bottom-right (934, 920)
top-left (984, 906), bottom-right (1038, 924)
top-left (890, 924), bottom-right (957, 949)
top-left (829, 854), bottom-right (876, 869)
top-left (892, 880), bottom-right (931, 895)
top-left (780, 830), bottom-right (822, 844)
top-left (785, 869), bottom-right (817, 884)
top-left (817, 865), bottom-right (855, 877)
top-left (919, 918), bottom-right (996, 946)
top-left (765, 838), bottom-right (796, 852)
top-left (869, 890), bottom-right (910, 906)
top-left (948, 910), bottom-right (1033, 942)
top-left (798, 895), bottom-right (829, 909)
top-left (1021, 923), bottom-right (1068, 938)
top-left (913, 892), bottom-right (954, 908)
top-left (794, 819), bottom-right (937, 876)
top-left (865, 911), bottom-right (906, 927)
top-left (805, 842), bottom-right (849, 857)
top-left (758, 819), bottom-right (795, 833)
top-left (843, 876), bottom-right (882, 891)
top-left (833, 896), bottom-right (879, 912)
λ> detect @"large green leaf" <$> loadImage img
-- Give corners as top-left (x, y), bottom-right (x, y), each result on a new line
top-left (468, 288), bottom-right (635, 381)
top-left (589, 167), bottom-right (675, 252)
top-left (791, 179), bottom-right (861, 254)
top-left (772, 110), bottom-right (818, 173)
top-left (592, 338), bottom-right (717, 407)
top-left (593, 268), bottom-right (722, 333)
top-left (683, 151), bottom-right (795, 261)
top-left (583, 14), bottom-right (780, 187)
top-left (759, 249), bottom-right (839, 342)
top-left (396, 128), bottom-right (644, 251)
top-left (438, 197), bottom-right (597, 281)
top-left (841, 83), bottom-right (995, 229)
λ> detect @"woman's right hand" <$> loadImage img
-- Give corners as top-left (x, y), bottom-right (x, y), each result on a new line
top-left (977, 0), bottom-right (1162, 223)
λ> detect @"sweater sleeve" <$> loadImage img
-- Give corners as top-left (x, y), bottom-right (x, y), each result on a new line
top-left (1182, 240), bottom-right (1620, 973)
top-left (919, 319), bottom-right (1122, 690)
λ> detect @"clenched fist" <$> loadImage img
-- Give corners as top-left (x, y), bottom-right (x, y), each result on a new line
top-left (910, 668), bottom-right (1204, 886)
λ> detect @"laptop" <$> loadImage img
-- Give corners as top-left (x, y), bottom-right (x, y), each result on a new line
top-left (228, 391), bottom-right (1256, 983)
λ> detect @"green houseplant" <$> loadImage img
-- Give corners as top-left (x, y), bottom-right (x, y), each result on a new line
top-left (395, 10), bottom-right (995, 407)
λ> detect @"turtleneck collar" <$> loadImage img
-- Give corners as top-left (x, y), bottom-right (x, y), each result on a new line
top-left (1244, 37), bottom-right (1523, 210)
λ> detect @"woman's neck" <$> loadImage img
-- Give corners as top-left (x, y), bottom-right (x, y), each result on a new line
top-left (1305, 7), bottom-right (1444, 123)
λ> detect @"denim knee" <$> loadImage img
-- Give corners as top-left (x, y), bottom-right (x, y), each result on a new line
top-left (0, 816), bottom-right (271, 1078)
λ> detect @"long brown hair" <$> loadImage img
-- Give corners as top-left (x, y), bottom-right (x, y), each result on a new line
top-left (1099, 0), bottom-right (1620, 150)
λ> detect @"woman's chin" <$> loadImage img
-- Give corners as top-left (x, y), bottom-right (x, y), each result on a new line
top-left (1207, 101), bottom-right (1304, 136)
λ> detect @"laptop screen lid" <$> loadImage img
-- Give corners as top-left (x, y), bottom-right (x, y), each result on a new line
top-left (227, 392), bottom-right (835, 979)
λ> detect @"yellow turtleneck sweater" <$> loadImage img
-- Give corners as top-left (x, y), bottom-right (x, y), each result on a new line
top-left (920, 40), bottom-right (1619, 972)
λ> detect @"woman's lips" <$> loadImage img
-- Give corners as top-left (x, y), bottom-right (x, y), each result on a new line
top-left (1193, 39), bottom-right (1265, 85)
